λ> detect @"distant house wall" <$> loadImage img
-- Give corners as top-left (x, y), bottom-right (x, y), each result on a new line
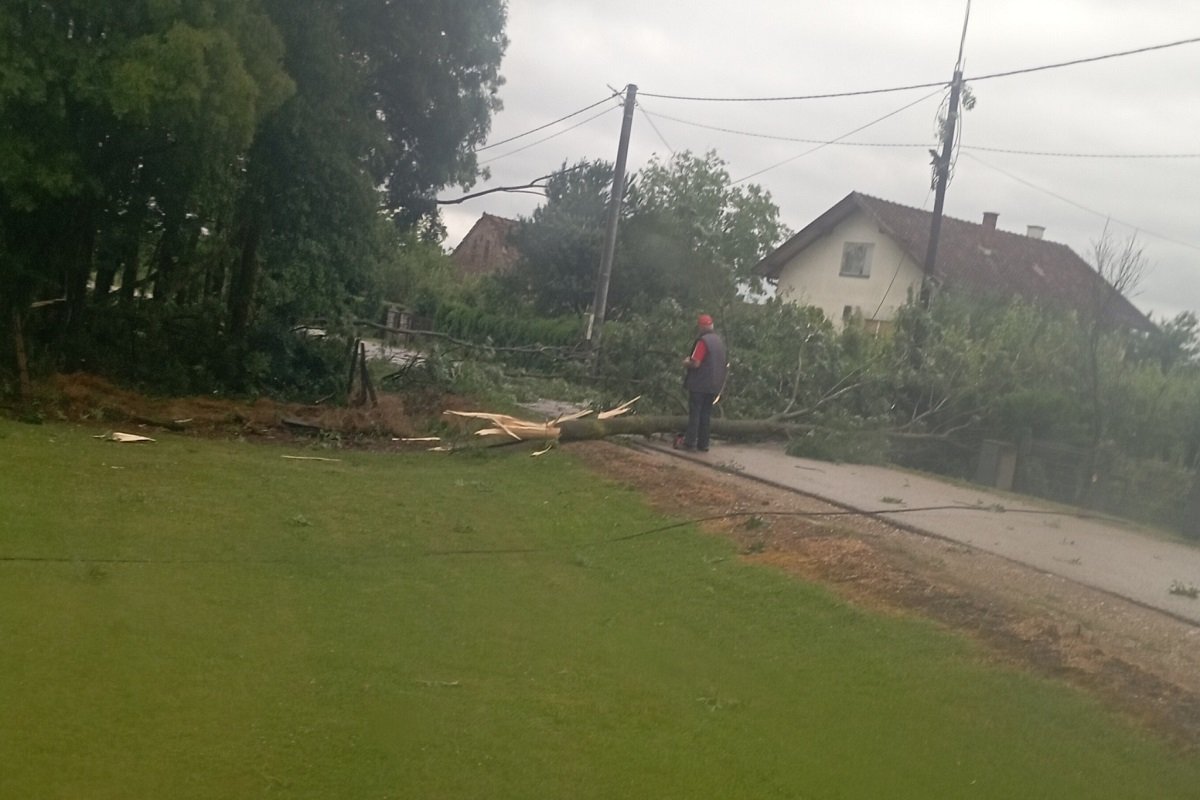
top-left (775, 211), bottom-right (922, 327)
top-left (450, 214), bottom-right (520, 278)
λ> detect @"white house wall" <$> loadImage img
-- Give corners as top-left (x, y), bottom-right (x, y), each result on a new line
top-left (776, 211), bottom-right (923, 327)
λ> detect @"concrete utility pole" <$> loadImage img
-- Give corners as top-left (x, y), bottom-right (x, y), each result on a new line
top-left (587, 84), bottom-right (637, 358)
top-left (921, 1), bottom-right (971, 309)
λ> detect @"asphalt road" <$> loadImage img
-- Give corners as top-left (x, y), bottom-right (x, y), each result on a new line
top-left (644, 440), bottom-right (1200, 626)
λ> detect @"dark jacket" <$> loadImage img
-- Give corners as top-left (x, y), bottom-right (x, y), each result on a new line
top-left (684, 331), bottom-right (728, 394)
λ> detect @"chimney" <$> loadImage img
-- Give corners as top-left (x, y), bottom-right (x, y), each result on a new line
top-left (982, 212), bottom-right (999, 231)
top-left (1026, 225), bottom-right (1045, 240)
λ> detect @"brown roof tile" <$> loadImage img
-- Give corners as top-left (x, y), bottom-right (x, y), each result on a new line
top-left (759, 192), bottom-right (1154, 332)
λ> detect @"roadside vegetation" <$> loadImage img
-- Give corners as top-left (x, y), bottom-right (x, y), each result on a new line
top-left (6, 5), bottom-right (1200, 797)
top-left (378, 251), bottom-right (1200, 536)
top-left (4, 5), bottom-right (1197, 536)
top-left (4, 418), bottom-right (1200, 798)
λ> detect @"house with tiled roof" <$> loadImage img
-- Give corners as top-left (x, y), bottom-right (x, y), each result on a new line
top-left (450, 213), bottom-right (520, 278)
top-left (755, 192), bottom-right (1154, 333)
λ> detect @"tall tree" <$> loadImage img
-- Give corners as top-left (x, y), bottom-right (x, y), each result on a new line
top-left (505, 160), bottom-right (617, 315)
top-left (1, 0), bottom-right (509, 389)
top-left (625, 150), bottom-right (790, 308)
top-left (227, 0), bottom-right (508, 334)
top-left (502, 151), bottom-right (790, 318)
top-left (338, 0), bottom-right (508, 224)
top-left (0, 0), bottom-right (292, 352)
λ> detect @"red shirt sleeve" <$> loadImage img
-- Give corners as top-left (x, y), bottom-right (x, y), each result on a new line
top-left (690, 339), bottom-right (708, 364)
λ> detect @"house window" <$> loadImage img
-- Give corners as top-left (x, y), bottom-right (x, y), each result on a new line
top-left (839, 242), bottom-right (874, 278)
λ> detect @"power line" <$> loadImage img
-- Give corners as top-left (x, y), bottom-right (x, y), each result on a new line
top-left (0, 499), bottom-right (1119, 563)
top-left (421, 502), bottom-right (1127, 557)
top-left (960, 151), bottom-right (1200, 252)
top-left (871, 189), bottom-right (934, 321)
top-left (967, 36), bottom-right (1200, 84)
top-left (638, 36), bottom-right (1200, 102)
top-left (639, 107), bottom-right (928, 147)
top-left (964, 145), bottom-right (1200, 159)
top-left (635, 100), bottom-right (675, 156)
top-left (731, 89), bottom-right (944, 184)
top-left (474, 91), bottom-right (622, 152)
top-left (639, 107), bottom-right (1200, 159)
top-left (641, 78), bottom-right (947, 103)
top-left (478, 103), bottom-right (621, 166)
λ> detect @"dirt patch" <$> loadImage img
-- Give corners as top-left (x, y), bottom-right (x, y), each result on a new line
top-left (568, 439), bottom-right (1200, 750)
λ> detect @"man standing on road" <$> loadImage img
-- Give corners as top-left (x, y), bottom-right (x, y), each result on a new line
top-left (679, 313), bottom-right (728, 452)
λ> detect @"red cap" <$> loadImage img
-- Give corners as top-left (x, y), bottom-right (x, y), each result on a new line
top-left (697, 314), bottom-right (713, 327)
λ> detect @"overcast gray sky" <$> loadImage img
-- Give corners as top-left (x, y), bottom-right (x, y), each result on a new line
top-left (439, 0), bottom-right (1200, 321)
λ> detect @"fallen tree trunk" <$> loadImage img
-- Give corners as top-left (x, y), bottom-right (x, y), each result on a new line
top-left (554, 416), bottom-right (811, 441)
top-left (444, 402), bottom-right (965, 451)
top-left (445, 406), bottom-right (812, 445)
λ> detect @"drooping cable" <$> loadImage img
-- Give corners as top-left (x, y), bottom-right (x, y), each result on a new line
top-left (638, 36), bottom-right (1200, 102)
top-left (474, 91), bottom-right (622, 152)
top-left (730, 89), bottom-right (944, 184)
top-left (961, 152), bottom-right (1200, 252)
top-left (478, 104), bottom-right (621, 166)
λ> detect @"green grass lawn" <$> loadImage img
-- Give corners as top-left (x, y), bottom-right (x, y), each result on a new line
top-left (2, 418), bottom-right (1199, 799)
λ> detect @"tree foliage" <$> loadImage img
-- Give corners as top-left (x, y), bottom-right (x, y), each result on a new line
top-left (503, 160), bottom-right (616, 315)
top-left (503, 150), bottom-right (791, 318)
top-left (625, 150), bottom-right (790, 301)
top-left (1, 0), bottom-right (508, 394)
top-left (593, 292), bottom-right (1200, 468)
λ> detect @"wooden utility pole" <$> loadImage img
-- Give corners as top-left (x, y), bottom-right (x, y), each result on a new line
top-left (587, 84), bottom-right (638, 359)
top-left (921, 2), bottom-right (971, 308)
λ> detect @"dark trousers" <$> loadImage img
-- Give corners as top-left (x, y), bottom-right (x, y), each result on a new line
top-left (686, 392), bottom-right (717, 450)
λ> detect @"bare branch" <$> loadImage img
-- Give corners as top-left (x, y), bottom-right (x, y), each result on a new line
top-left (1090, 222), bottom-right (1150, 317)
top-left (777, 348), bottom-right (805, 417)
top-left (436, 162), bottom-right (597, 205)
top-left (770, 379), bottom-right (868, 422)
top-left (771, 345), bottom-right (883, 422)
top-left (436, 178), bottom-right (552, 205)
